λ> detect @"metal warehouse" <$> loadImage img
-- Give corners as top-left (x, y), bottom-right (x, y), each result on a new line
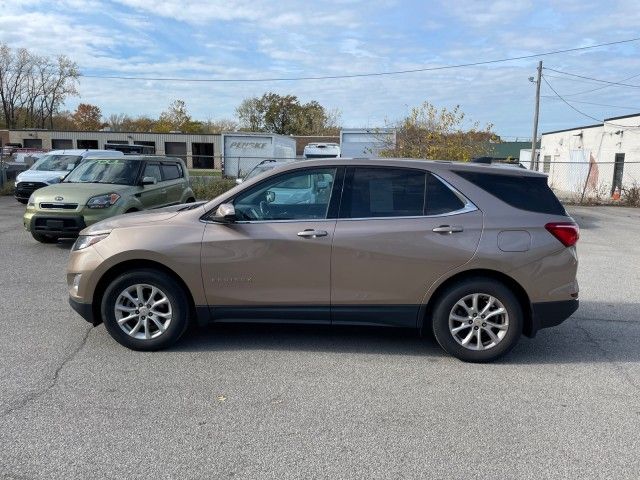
top-left (6, 129), bottom-right (222, 169)
top-left (538, 113), bottom-right (640, 198)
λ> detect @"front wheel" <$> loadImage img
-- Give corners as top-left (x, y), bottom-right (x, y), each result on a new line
top-left (431, 278), bottom-right (523, 362)
top-left (101, 269), bottom-right (190, 351)
top-left (17, 198), bottom-right (28, 205)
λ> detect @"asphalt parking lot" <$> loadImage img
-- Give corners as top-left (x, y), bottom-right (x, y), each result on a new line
top-left (0, 196), bottom-right (639, 479)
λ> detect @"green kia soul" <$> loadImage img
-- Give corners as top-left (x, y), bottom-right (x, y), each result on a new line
top-left (24, 156), bottom-right (195, 243)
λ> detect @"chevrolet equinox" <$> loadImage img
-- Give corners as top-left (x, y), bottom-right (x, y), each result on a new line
top-left (67, 158), bottom-right (579, 362)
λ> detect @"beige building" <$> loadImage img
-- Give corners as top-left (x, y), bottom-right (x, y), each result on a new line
top-left (6, 129), bottom-right (221, 169)
top-left (539, 113), bottom-right (640, 198)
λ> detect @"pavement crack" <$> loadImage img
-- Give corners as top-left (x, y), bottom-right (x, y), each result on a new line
top-left (0, 325), bottom-right (94, 418)
top-left (574, 322), bottom-right (640, 392)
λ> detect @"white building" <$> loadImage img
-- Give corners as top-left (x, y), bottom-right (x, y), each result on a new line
top-left (539, 114), bottom-right (640, 199)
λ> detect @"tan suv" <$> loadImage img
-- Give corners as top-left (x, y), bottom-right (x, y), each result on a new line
top-left (66, 158), bottom-right (579, 362)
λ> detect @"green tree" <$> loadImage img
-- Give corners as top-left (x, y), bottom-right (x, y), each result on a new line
top-left (235, 92), bottom-right (340, 135)
top-left (379, 101), bottom-right (498, 161)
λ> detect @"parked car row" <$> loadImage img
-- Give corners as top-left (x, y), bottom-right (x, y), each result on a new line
top-left (18, 150), bottom-right (195, 243)
top-left (60, 157), bottom-right (579, 362)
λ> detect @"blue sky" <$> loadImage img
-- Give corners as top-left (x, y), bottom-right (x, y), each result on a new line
top-left (1, 0), bottom-right (639, 138)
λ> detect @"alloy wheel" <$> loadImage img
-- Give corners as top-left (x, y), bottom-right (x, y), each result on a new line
top-left (114, 284), bottom-right (173, 340)
top-left (448, 293), bottom-right (509, 351)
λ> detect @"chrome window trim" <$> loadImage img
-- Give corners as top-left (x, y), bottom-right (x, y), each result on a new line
top-left (201, 168), bottom-right (478, 225)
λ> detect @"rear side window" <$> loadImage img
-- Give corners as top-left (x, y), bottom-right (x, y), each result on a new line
top-left (455, 171), bottom-right (566, 215)
top-left (162, 163), bottom-right (182, 180)
top-left (341, 167), bottom-right (425, 218)
top-left (426, 174), bottom-right (464, 215)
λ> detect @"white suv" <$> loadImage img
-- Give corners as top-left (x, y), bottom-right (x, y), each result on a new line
top-left (14, 149), bottom-right (123, 204)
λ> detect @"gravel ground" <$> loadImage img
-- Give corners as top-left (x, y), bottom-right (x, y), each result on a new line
top-left (0, 196), bottom-right (638, 479)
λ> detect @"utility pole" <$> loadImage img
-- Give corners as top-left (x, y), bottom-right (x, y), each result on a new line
top-left (530, 60), bottom-right (542, 170)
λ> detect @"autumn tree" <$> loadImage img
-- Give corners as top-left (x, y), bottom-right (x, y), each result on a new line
top-left (379, 101), bottom-right (498, 161)
top-left (153, 99), bottom-right (203, 133)
top-left (72, 103), bottom-right (104, 130)
top-left (235, 93), bottom-right (340, 135)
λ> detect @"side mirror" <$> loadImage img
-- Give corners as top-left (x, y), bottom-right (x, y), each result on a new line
top-left (213, 203), bottom-right (237, 223)
top-left (141, 176), bottom-right (157, 186)
top-left (235, 178), bottom-right (244, 185)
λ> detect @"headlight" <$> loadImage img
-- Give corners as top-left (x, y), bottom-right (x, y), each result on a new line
top-left (28, 194), bottom-right (35, 207)
top-left (86, 193), bottom-right (120, 209)
top-left (72, 233), bottom-right (109, 251)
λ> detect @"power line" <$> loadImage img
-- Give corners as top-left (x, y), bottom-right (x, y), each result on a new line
top-left (542, 75), bottom-right (606, 122)
top-left (540, 96), bottom-right (640, 111)
top-left (543, 67), bottom-right (640, 88)
top-left (542, 75), bottom-right (640, 128)
top-left (560, 72), bottom-right (640, 97)
top-left (77, 37), bottom-right (640, 83)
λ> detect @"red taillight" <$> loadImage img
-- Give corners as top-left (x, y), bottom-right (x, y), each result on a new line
top-left (545, 222), bottom-right (579, 247)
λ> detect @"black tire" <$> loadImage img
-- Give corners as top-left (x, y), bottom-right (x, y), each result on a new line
top-left (17, 198), bottom-right (28, 204)
top-left (101, 268), bottom-right (190, 351)
top-left (31, 231), bottom-right (58, 243)
top-left (431, 277), bottom-right (523, 363)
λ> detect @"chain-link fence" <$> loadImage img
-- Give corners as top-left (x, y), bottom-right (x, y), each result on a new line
top-left (535, 157), bottom-right (640, 205)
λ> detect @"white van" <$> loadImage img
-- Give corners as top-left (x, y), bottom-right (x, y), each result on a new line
top-left (303, 143), bottom-right (340, 159)
top-left (14, 149), bottom-right (124, 204)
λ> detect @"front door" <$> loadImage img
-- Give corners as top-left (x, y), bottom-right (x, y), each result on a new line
top-left (331, 167), bottom-right (483, 327)
top-left (201, 166), bottom-right (341, 323)
top-left (138, 162), bottom-right (166, 208)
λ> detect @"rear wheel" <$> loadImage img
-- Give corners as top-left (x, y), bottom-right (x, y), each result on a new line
top-left (431, 278), bottom-right (523, 362)
top-left (31, 231), bottom-right (58, 243)
top-left (101, 269), bottom-right (190, 351)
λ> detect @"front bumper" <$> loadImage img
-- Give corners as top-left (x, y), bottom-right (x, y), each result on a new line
top-left (69, 297), bottom-right (98, 325)
top-left (29, 215), bottom-right (86, 237)
top-left (530, 299), bottom-right (579, 335)
top-left (15, 182), bottom-right (48, 201)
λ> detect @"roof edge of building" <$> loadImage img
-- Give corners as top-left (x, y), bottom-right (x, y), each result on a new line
top-left (541, 123), bottom-right (602, 136)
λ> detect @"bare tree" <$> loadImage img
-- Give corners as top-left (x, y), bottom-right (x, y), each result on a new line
top-left (0, 43), bottom-right (78, 129)
top-left (106, 113), bottom-right (130, 131)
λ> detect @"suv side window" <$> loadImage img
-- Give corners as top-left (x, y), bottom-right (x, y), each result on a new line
top-left (161, 163), bottom-right (182, 180)
top-left (425, 173), bottom-right (465, 215)
top-left (233, 168), bottom-right (337, 221)
top-left (143, 163), bottom-right (162, 183)
top-left (340, 167), bottom-right (425, 218)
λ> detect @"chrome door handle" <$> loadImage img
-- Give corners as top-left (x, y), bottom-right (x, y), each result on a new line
top-left (432, 225), bottom-right (464, 234)
top-left (297, 229), bottom-right (328, 238)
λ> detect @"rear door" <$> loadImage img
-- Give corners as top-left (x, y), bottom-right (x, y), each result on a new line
top-left (331, 167), bottom-right (483, 327)
top-left (138, 161), bottom-right (166, 208)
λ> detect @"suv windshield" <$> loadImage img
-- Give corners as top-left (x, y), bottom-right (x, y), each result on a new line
top-left (32, 154), bottom-right (82, 172)
top-left (64, 158), bottom-right (141, 185)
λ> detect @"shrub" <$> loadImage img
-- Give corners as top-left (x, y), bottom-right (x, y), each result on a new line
top-left (0, 182), bottom-right (14, 196)
top-left (622, 183), bottom-right (640, 207)
top-left (191, 178), bottom-right (237, 201)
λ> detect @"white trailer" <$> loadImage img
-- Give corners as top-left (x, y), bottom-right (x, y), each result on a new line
top-left (339, 128), bottom-right (395, 158)
top-left (222, 133), bottom-right (296, 177)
